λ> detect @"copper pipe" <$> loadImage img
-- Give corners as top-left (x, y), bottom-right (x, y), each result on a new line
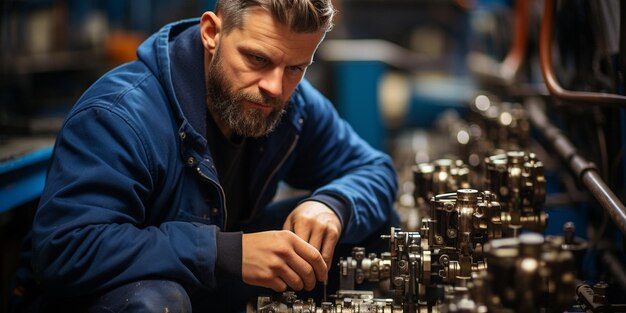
top-left (468, 0), bottom-right (529, 85)
top-left (539, 0), bottom-right (626, 106)
top-left (500, 0), bottom-right (529, 81)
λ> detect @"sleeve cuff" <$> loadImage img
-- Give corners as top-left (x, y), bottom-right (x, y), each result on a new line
top-left (215, 231), bottom-right (243, 281)
top-left (301, 193), bottom-right (352, 232)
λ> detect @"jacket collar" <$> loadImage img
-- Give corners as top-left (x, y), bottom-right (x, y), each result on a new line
top-left (169, 23), bottom-right (207, 137)
top-left (137, 18), bottom-right (207, 141)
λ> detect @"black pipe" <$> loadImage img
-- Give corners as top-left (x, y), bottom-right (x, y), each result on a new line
top-left (601, 251), bottom-right (626, 294)
top-left (525, 98), bottom-right (626, 236)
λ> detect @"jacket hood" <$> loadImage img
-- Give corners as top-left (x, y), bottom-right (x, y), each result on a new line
top-left (136, 18), bottom-right (208, 137)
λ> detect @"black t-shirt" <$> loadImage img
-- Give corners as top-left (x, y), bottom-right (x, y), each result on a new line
top-left (205, 115), bottom-right (250, 230)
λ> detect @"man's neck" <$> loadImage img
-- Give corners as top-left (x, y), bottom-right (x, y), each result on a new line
top-left (207, 106), bottom-right (234, 141)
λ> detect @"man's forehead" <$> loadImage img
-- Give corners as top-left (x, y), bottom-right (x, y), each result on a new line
top-left (227, 9), bottom-right (324, 56)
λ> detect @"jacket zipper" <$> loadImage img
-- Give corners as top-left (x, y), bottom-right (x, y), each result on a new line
top-left (196, 165), bottom-right (229, 231)
top-left (252, 134), bottom-right (300, 213)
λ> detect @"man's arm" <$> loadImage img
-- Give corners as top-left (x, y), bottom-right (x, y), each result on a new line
top-left (285, 81), bottom-right (399, 244)
top-left (31, 106), bottom-right (219, 295)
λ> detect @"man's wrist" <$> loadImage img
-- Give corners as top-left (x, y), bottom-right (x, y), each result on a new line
top-left (300, 193), bottom-right (351, 232)
top-left (215, 231), bottom-right (243, 280)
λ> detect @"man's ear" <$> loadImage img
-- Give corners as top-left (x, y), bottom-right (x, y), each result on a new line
top-left (200, 11), bottom-right (221, 53)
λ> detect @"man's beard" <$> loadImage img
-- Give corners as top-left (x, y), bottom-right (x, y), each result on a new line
top-left (206, 51), bottom-right (287, 138)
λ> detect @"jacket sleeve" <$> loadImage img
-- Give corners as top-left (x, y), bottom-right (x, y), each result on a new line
top-left (285, 82), bottom-right (399, 244)
top-left (31, 105), bottom-right (220, 296)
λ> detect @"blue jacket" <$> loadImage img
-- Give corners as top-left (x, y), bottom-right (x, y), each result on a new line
top-left (30, 18), bottom-right (398, 298)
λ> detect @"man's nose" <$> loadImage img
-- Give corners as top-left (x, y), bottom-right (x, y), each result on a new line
top-left (258, 67), bottom-right (283, 98)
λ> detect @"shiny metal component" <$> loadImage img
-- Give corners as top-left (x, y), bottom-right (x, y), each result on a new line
top-left (440, 284), bottom-right (486, 313)
top-left (485, 151), bottom-right (547, 236)
top-left (250, 290), bottom-right (402, 313)
top-left (342, 189), bottom-right (502, 309)
top-left (413, 159), bottom-right (471, 206)
top-left (439, 94), bottom-right (531, 169)
top-left (482, 233), bottom-right (576, 312)
top-left (339, 247), bottom-right (391, 291)
top-left (472, 96), bottom-right (530, 152)
top-left (338, 228), bottom-right (427, 310)
top-left (575, 282), bottom-right (626, 312)
top-left (338, 254), bottom-right (358, 290)
top-left (545, 222), bottom-right (588, 275)
top-left (430, 189), bottom-right (502, 250)
top-left (382, 227), bottom-right (423, 311)
top-left (254, 292), bottom-right (318, 313)
top-left (409, 159), bottom-right (471, 231)
top-left (424, 189), bottom-right (501, 292)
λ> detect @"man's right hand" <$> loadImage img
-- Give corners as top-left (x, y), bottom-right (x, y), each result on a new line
top-left (242, 230), bottom-right (327, 292)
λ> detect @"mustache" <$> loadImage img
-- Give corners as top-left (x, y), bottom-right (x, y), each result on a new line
top-left (237, 92), bottom-right (284, 108)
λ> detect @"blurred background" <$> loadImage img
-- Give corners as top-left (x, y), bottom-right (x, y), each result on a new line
top-left (2, 0), bottom-right (626, 312)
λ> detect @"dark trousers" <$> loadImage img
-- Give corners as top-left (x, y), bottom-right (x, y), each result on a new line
top-left (12, 280), bottom-right (191, 313)
top-left (87, 280), bottom-right (192, 313)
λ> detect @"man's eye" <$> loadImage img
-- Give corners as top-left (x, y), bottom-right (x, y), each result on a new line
top-left (287, 65), bottom-right (304, 73)
top-left (249, 54), bottom-right (268, 66)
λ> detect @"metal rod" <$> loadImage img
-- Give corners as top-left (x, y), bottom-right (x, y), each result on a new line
top-left (581, 171), bottom-right (626, 237)
top-left (526, 98), bottom-right (626, 236)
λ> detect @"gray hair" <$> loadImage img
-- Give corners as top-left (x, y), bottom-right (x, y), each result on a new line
top-left (215, 0), bottom-right (336, 34)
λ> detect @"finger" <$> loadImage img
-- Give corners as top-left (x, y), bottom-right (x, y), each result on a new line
top-left (269, 277), bottom-right (288, 292)
top-left (292, 220), bottom-right (312, 243)
top-left (320, 229), bottom-right (340, 271)
top-left (292, 235), bottom-right (327, 282)
top-left (307, 225), bottom-right (324, 252)
top-left (277, 264), bottom-right (305, 291)
top-left (285, 253), bottom-right (317, 291)
top-left (282, 215), bottom-right (294, 231)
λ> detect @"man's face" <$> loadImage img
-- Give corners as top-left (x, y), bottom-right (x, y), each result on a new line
top-left (205, 8), bottom-right (325, 138)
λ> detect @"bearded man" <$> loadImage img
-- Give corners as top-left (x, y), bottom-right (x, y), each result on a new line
top-left (12, 1), bottom-right (398, 312)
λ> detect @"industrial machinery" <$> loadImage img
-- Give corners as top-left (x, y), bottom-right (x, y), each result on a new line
top-left (247, 2), bottom-right (626, 304)
top-left (248, 227), bottom-right (585, 313)
top-left (248, 168), bottom-right (587, 312)
top-left (2, 0), bottom-right (625, 312)
top-left (484, 151), bottom-right (547, 236)
top-left (247, 0), bottom-right (626, 304)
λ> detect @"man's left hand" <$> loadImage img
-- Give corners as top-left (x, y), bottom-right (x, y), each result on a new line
top-left (283, 201), bottom-right (342, 271)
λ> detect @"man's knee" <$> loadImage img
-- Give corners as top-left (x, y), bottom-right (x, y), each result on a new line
top-left (89, 280), bottom-right (191, 313)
